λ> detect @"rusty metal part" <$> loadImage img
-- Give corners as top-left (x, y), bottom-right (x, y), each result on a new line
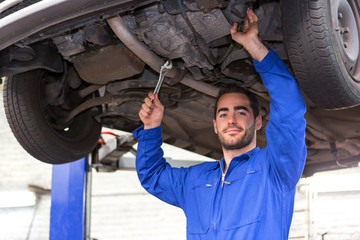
top-left (194, 0), bottom-right (226, 13)
top-left (78, 84), bottom-right (103, 98)
top-left (58, 94), bottom-right (113, 125)
top-left (52, 30), bottom-right (85, 57)
top-left (166, 68), bottom-right (187, 85)
top-left (60, 82), bottom-right (184, 125)
top-left (0, 42), bottom-right (63, 76)
top-left (107, 79), bottom-right (158, 93)
top-left (107, 16), bottom-right (164, 73)
top-left (106, 15), bottom-right (220, 97)
top-left (186, 8), bottom-right (231, 43)
top-left (134, 4), bottom-right (230, 69)
top-left (70, 44), bottom-right (145, 85)
top-left (59, 91), bottom-right (161, 125)
top-left (180, 74), bottom-right (218, 97)
top-left (84, 23), bottom-right (111, 46)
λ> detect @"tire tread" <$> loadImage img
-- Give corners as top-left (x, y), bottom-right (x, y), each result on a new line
top-left (281, 0), bottom-right (360, 109)
top-left (3, 71), bottom-right (101, 164)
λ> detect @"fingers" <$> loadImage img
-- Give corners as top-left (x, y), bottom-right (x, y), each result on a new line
top-left (145, 94), bottom-right (154, 108)
top-left (143, 98), bottom-right (153, 112)
top-left (139, 93), bottom-right (154, 118)
top-left (139, 101), bottom-right (153, 120)
top-left (247, 8), bottom-right (258, 23)
top-left (147, 92), bottom-right (155, 101)
top-left (139, 108), bottom-right (151, 121)
top-left (149, 93), bottom-right (164, 110)
top-left (139, 108), bottom-right (150, 120)
top-left (230, 23), bottom-right (237, 38)
top-left (231, 23), bottom-right (238, 32)
top-left (230, 8), bottom-right (256, 37)
top-left (139, 93), bottom-right (163, 117)
top-left (243, 19), bottom-right (249, 32)
top-left (139, 92), bottom-right (164, 129)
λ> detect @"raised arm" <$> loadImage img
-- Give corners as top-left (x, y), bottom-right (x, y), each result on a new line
top-left (254, 50), bottom-right (307, 192)
top-left (231, 9), bottom-right (307, 192)
top-left (134, 92), bottom-right (187, 208)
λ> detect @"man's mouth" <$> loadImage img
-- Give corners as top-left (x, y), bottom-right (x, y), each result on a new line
top-left (224, 127), bottom-right (243, 134)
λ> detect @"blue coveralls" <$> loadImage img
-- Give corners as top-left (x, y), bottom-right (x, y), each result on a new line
top-left (133, 49), bottom-right (307, 240)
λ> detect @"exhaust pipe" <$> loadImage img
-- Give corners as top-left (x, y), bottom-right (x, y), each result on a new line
top-left (106, 16), bottom-right (219, 98)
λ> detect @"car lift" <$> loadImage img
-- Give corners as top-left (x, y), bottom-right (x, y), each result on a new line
top-left (50, 157), bottom-right (91, 240)
top-left (49, 131), bottom-right (203, 239)
top-left (49, 132), bottom-right (136, 240)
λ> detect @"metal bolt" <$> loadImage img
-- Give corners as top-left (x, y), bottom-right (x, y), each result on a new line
top-left (344, 42), bottom-right (348, 48)
top-left (340, 27), bottom-right (350, 34)
top-left (338, 12), bottom-right (343, 19)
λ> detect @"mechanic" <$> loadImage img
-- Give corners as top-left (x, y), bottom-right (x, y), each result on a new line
top-left (133, 8), bottom-right (307, 240)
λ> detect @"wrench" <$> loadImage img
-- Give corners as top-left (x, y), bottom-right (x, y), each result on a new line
top-left (153, 60), bottom-right (172, 95)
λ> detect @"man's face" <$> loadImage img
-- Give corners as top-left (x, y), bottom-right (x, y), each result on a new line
top-left (213, 93), bottom-right (261, 150)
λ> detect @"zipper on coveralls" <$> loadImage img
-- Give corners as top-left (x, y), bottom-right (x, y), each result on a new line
top-left (219, 159), bottom-right (231, 188)
top-left (211, 160), bottom-right (224, 232)
top-left (211, 174), bottom-right (221, 232)
top-left (213, 159), bottom-right (231, 232)
top-left (212, 174), bottom-right (222, 232)
top-left (222, 172), bottom-right (225, 188)
top-left (219, 160), bottom-right (225, 188)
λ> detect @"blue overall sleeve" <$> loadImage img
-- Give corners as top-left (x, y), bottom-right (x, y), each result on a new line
top-left (133, 125), bottom-right (187, 208)
top-left (253, 49), bottom-right (307, 192)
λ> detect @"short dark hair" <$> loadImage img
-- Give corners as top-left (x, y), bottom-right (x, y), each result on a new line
top-left (214, 85), bottom-right (260, 119)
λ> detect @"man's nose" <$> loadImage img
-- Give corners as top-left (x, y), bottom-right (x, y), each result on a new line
top-left (228, 113), bottom-right (237, 124)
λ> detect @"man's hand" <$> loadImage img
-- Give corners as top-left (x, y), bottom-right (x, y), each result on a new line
top-left (139, 92), bottom-right (164, 129)
top-left (230, 8), bottom-right (269, 62)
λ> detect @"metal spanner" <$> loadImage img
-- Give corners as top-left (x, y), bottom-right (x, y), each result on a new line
top-left (153, 60), bottom-right (172, 96)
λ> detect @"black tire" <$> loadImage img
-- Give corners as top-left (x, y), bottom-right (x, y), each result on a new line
top-left (281, 0), bottom-right (360, 109)
top-left (3, 70), bottom-right (102, 164)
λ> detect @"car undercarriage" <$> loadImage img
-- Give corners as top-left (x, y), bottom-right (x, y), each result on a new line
top-left (1, 0), bottom-right (360, 176)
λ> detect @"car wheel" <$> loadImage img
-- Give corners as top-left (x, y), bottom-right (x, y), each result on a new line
top-left (281, 0), bottom-right (360, 109)
top-left (3, 70), bottom-right (101, 164)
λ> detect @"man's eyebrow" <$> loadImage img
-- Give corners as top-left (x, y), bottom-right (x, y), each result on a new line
top-left (234, 105), bottom-right (249, 112)
top-left (217, 107), bottom-right (229, 114)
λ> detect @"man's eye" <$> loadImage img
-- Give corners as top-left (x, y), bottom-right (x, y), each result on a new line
top-left (237, 111), bottom-right (246, 115)
top-left (219, 113), bottom-right (226, 118)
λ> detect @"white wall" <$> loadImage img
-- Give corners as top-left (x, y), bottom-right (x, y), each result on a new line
top-left (289, 168), bottom-right (360, 240)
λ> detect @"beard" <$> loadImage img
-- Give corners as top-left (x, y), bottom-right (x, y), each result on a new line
top-left (217, 121), bottom-right (256, 150)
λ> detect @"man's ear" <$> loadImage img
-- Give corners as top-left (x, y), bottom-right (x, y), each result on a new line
top-left (213, 119), bottom-right (218, 134)
top-left (255, 115), bottom-right (262, 130)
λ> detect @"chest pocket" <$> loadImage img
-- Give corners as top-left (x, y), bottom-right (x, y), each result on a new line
top-left (186, 179), bottom-right (215, 234)
top-left (221, 168), bottom-right (265, 230)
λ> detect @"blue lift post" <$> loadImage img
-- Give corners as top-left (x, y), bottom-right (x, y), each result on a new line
top-left (49, 157), bottom-right (91, 240)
